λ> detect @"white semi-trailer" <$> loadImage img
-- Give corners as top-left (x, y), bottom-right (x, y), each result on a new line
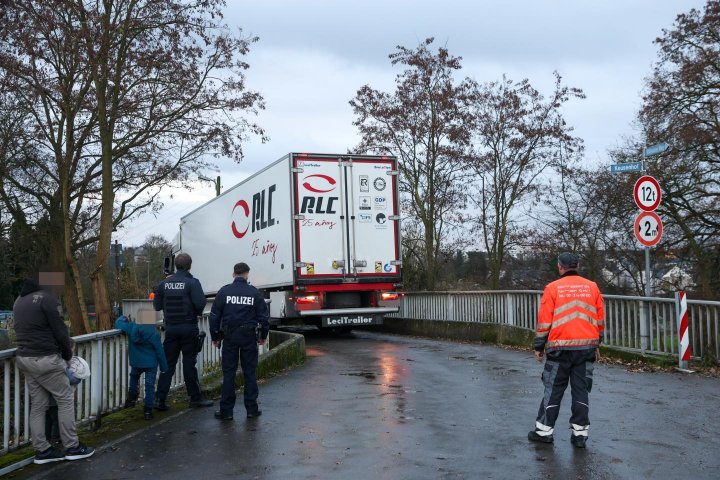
top-left (172, 153), bottom-right (402, 328)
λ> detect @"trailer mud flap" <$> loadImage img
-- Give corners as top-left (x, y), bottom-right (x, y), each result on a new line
top-left (321, 314), bottom-right (383, 327)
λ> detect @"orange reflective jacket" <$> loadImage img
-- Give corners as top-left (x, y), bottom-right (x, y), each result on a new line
top-left (534, 272), bottom-right (605, 351)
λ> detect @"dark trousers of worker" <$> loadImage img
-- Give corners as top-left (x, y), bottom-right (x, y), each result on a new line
top-left (156, 323), bottom-right (202, 402)
top-left (129, 366), bottom-right (158, 408)
top-left (219, 327), bottom-right (259, 416)
top-left (536, 348), bottom-right (595, 432)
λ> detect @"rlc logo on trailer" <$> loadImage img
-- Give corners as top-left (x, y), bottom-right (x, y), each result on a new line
top-left (231, 184), bottom-right (277, 239)
top-left (300, 174), bottom-right (339, 214)
top-left (302, 174), bottom-right (336, 193)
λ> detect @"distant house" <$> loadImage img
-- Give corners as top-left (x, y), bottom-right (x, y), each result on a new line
top-left (658, 265), bottom-right (695, 292)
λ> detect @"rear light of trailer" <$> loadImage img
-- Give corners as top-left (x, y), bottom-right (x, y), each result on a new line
top-left (380, 292), bottom-right (401, 301)
top-left (295, 295), bottom-right (320, 305)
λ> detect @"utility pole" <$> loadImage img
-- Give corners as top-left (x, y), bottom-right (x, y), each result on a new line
top-left (199, 174), bottom-right (221, 197)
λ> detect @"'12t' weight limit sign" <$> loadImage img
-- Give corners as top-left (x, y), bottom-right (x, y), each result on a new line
top-left (634, 211), bottom-right (663, 247)
top-left (634, 175), bottom-right (661, 211)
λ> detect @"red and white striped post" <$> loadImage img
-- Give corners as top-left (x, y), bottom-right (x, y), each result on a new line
top-left (675, 291), bottom-right (691, 371)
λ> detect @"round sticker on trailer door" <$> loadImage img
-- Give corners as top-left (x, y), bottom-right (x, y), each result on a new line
top-left (373, 177), bottom-right (386, 191)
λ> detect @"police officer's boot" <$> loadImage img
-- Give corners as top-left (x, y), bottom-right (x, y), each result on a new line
top-left (154, 397), bottom-right (170, 411)
top-left (144, 406), bottom-right (154, 420)
top-left (124, 392), bottom-right (138, 409)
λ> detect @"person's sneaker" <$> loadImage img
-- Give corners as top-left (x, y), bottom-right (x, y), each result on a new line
top-left (189, 399), bottom-right (213, 408)
top-left (144, 406), bottom-right (154, 420)
top-left (571, 435), bottom-right (587, 448)
top-left (246, 410), bottom-right (262, 419)
top-left (528, 430), bottom-right (554, 444)
top-left (34, 447), bottom-right (65, 464)
top-left (64, 443), bottom-right (95, 461)
top-left (214, 410), bottom-right (233, 421)
top-left (154, 399), bottom-right (170, 411)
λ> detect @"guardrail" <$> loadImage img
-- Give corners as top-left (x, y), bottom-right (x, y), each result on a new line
top-left (4, 292), bottom-right (718, 458)
top-left (0, 299), bottom-right (262, 457)
top-left (390, 291), bottom-right (720, 360)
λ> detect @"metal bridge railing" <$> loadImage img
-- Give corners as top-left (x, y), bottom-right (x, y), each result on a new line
top-left (0, 298), bottom-right (266, 457)
top-left (390, 291), bottom-right (720, 360)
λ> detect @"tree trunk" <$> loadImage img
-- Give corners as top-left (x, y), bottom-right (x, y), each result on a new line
top-left (47, 218), bottom-right (91, 335)
top-left (488, 253), bottom-right (502, 290)
top-left (424, 221), bottom-right (436, 290)
top-left (91, 128), bottom-right (115, 331)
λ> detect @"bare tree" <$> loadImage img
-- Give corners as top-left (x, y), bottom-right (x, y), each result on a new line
top-left (639, 0), bottom-right (720, 298)
top-left (350, 38), bottom-right (475, 289)
top-left (526, 153), bottom-right (649, 295)
top-left (469, 73), bottom-right (584, 288)
top-left (0, 0), bottom-right (265, 330)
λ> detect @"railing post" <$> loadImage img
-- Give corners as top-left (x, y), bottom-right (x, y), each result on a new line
top-left (447, 294), bottom-right (455, 321)
top-left (640, 299), bottom-right (650, 353)
top-left (3, 360), bottom-right (10, 451)
top-left (506, 293), bottom-right (515, 326)
top-left (90, 338), bottom-right (103, 428)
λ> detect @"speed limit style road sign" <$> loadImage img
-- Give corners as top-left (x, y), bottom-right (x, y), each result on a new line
top-left (634, 211), bottom-right (663, 247)
top-left (634, 175), bottom-right (661, 211)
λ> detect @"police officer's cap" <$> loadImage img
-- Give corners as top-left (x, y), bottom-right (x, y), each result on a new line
top-left (234, 262), bottom-right (250, 275)
top-left (558, 252), bottom-right (579, 269)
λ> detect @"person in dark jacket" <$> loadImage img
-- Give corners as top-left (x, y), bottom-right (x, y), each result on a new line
top-left (116, 312), bottom-right (169, 419)
top-left (210, 262), bottom-right (270, 420)
top-left (13, 278), bottom-right (95, 464)
top-left (153, 253), bottom-right (212, 410)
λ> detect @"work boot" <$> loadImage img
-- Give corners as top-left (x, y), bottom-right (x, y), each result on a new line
top-left (154, 398), bottom-right (170, 411)
top-left (570, 424), bottom-right (589, 448)
top-left (144, 407), bottom-right (154, 420)
top-left (528, 430), bottom-right (554, 444)
top-left (188, 398), bottom-right (213, 408)
top-left (571, 435), bottom-right (587, 448)
top-left (124, 392), bottom-right (138, 409)
top-left (214, 410), bottom-right (233, 421)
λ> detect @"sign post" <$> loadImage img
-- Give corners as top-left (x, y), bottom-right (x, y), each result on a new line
top-left (637, 143), bottom-right (667, 352)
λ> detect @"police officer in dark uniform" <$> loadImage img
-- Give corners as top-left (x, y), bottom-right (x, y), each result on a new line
top-left (153, 253), bottom-right (213, 410)
top-left (210, 262), bottom-right (269, 420)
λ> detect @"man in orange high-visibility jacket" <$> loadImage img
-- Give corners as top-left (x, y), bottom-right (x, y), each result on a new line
top-left (528, 252), bottom-right (604, 449)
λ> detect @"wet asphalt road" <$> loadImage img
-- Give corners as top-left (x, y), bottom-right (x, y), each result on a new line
top-left (13, 330), bottom-right (720, 480)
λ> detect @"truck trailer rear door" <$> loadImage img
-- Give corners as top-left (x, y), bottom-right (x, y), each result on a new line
top-left (293, 154), bottom-right (400, 283)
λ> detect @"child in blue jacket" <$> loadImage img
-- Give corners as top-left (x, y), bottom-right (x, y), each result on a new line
top-left (115, 313), bottom-right (168, 420)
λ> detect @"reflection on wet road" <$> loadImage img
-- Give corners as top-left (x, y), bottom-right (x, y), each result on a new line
top-left (13, 330), bottom-right (720, 480)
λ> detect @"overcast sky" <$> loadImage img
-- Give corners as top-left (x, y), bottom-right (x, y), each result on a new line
top-left (117, 0), bottom-right (708, 247)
